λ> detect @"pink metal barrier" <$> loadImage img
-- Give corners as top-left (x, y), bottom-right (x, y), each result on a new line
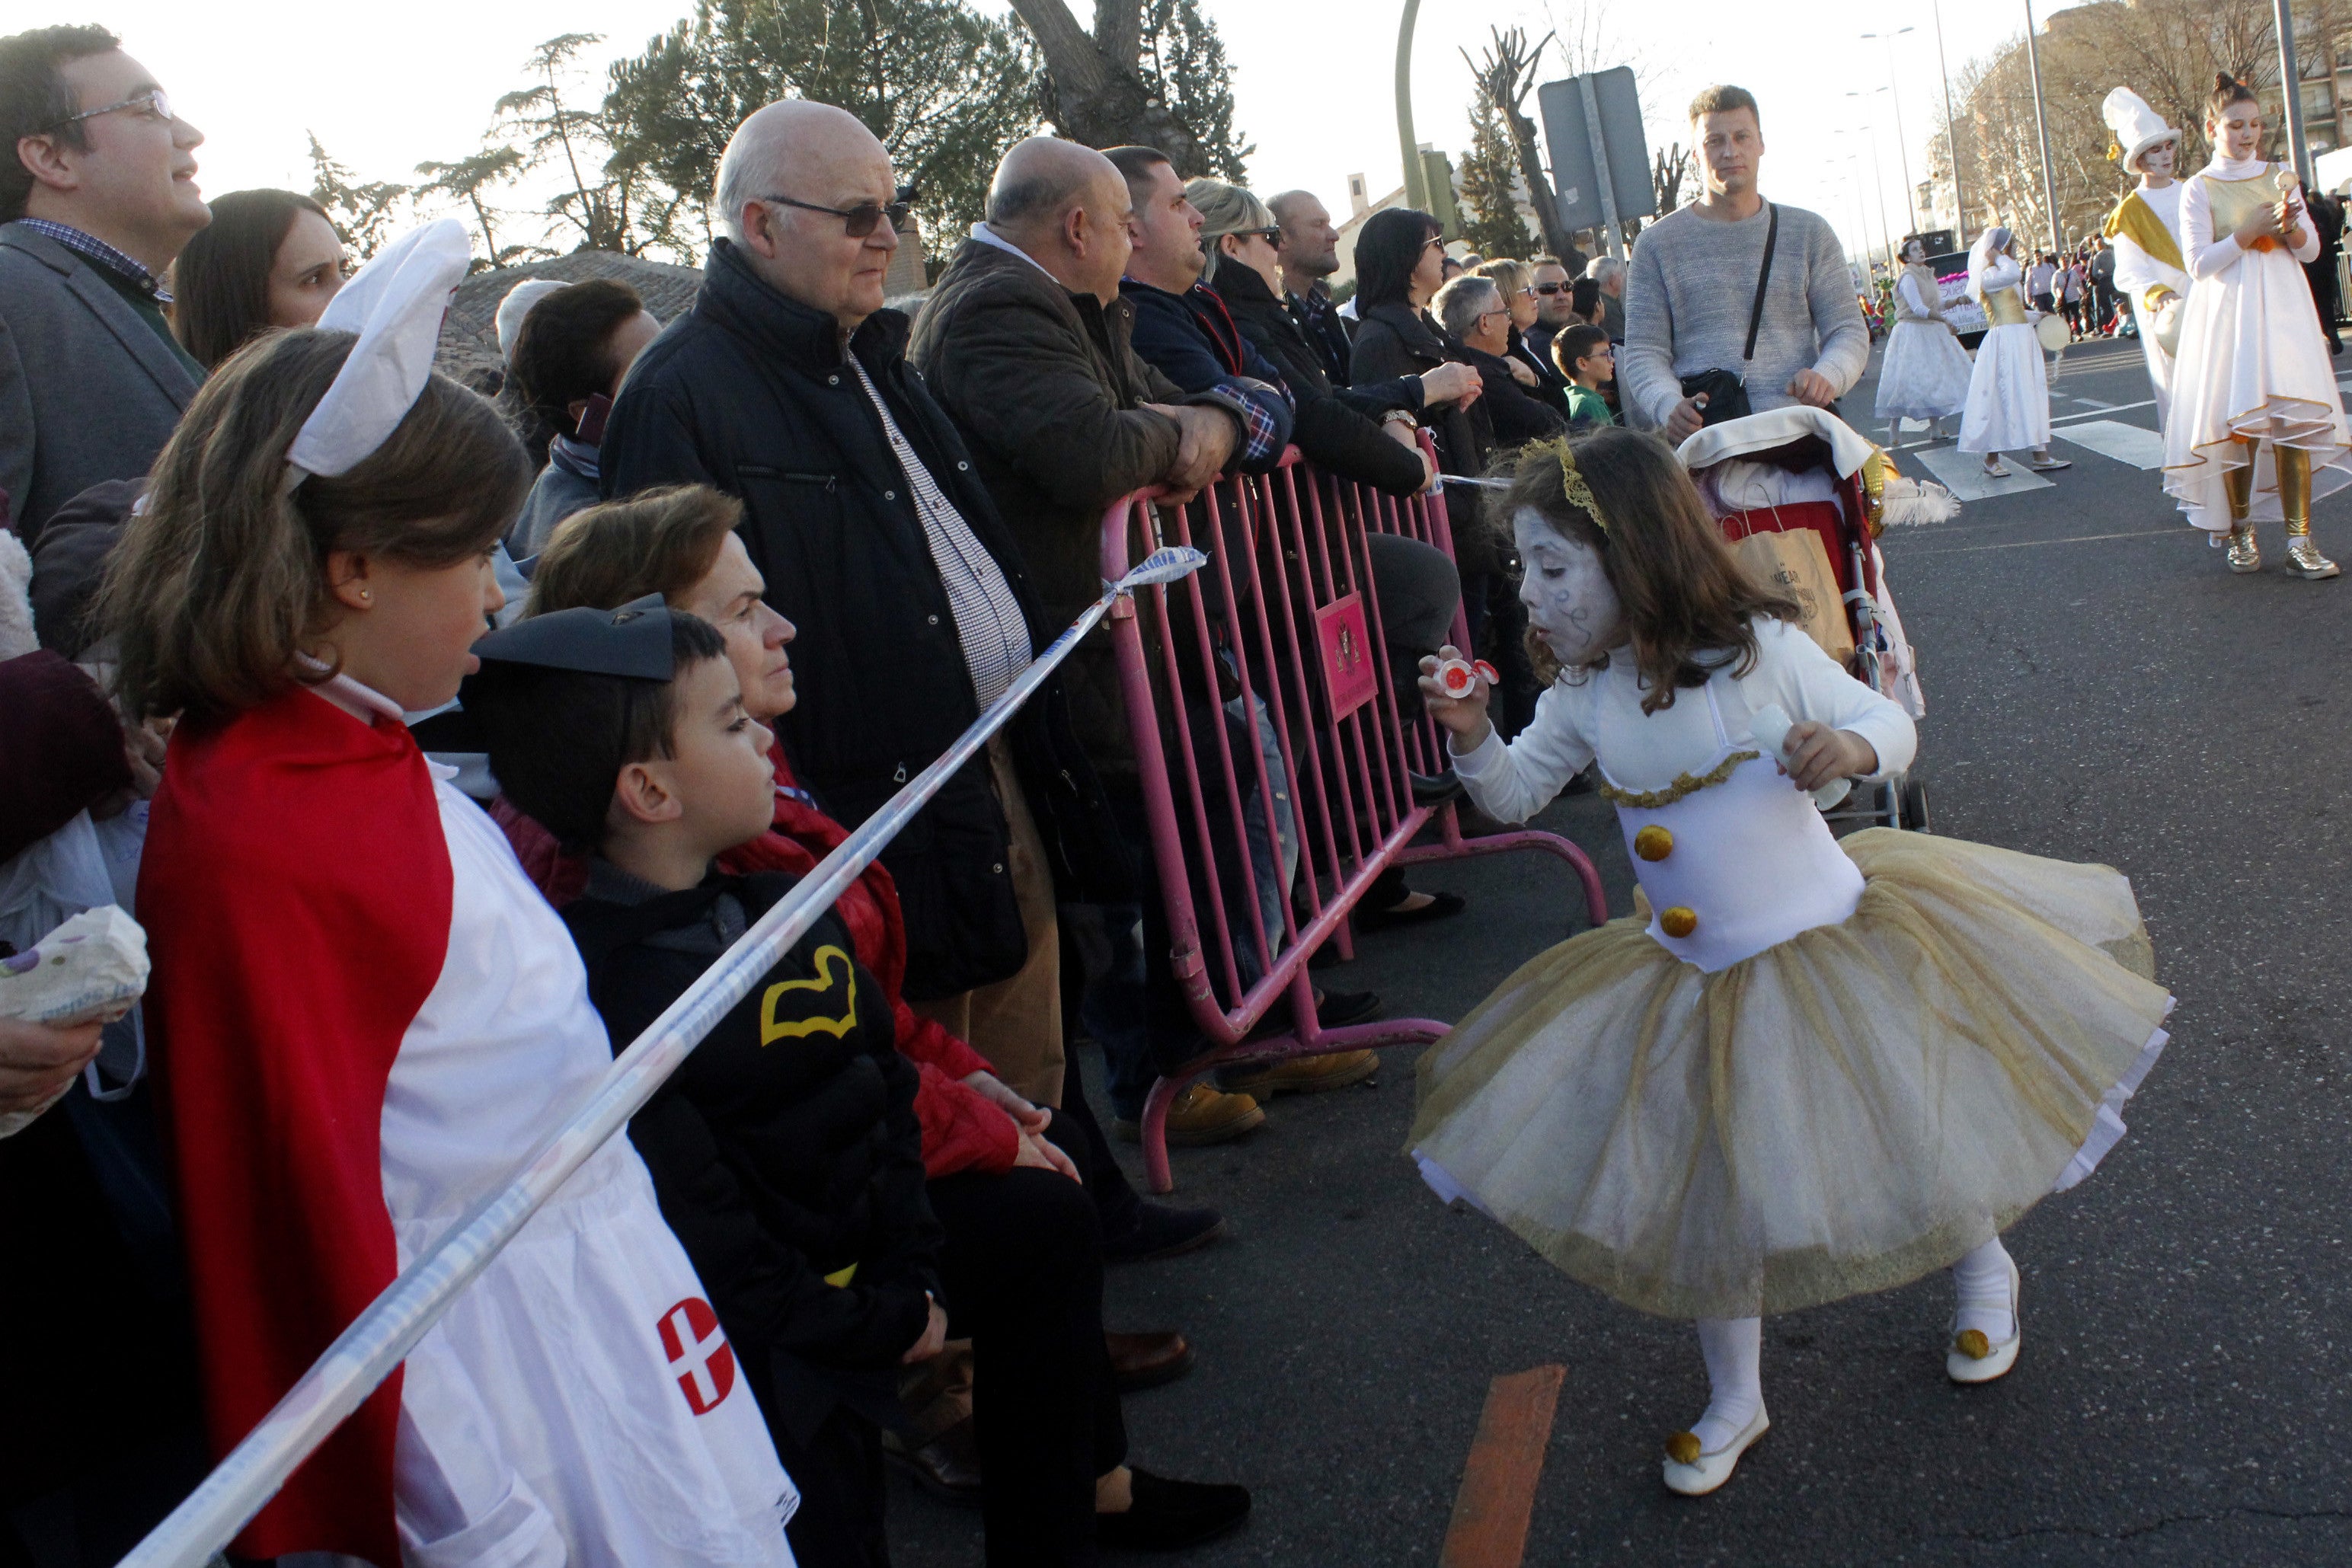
top-left (1099, 442), bottom-right (1609, 1193)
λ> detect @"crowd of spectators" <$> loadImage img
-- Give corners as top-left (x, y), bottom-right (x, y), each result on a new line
top-left (0, 17), bottom-right (1869, 1566)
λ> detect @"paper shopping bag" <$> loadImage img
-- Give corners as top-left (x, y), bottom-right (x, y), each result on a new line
top-left (1730, 528), bottom-right (1855, 663)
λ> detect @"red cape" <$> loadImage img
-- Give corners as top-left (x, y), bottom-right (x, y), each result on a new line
top-left (142, 687), bottom-right (451, 1566)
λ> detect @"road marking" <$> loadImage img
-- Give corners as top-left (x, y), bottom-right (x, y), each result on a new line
top-left (2069, 396), bottom-right (2117, 409)
top-left (2056, 420), bottom-right (2169, 469)
top-left (1911, 444), bottom-right (2056, 501)
top-left (1894, 526), bottom-right (2191, 556)
top-left (2050, 398), bottom-right (2157, 425)
top-left (1440, 1365), bottom-right (1564, 1568)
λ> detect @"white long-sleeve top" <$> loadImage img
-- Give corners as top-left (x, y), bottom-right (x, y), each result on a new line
top-left (2182, 155), bottom-right (2318, 279)
top-left (1895, 271), bottom-right (1932, 317)
top-left (1450, 617), bottom-right (1916, 826)
top-left (2110, 182), bottom-right (2191, 311)
top-left (1970, 254), bottom-right (2023, 302)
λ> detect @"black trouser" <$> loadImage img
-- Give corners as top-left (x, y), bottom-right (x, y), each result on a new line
top-left (928, 1111), bottom-right (1126, 1567)
top-left (776, 1407), bottom-right (890, 1567)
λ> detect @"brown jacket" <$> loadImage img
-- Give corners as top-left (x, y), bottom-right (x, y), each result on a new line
top-left (909, 238), bottom-right (1187, 773)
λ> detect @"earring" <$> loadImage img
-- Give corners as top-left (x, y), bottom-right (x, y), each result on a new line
top-left (359, 588), bottom-right (372, 602)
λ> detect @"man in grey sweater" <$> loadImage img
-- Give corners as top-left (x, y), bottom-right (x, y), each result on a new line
top-left (1619, 85), bottom-right (1868, 441)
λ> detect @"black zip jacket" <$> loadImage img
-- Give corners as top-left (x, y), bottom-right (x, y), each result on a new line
top-left (1215, 263), bottom-right (1430, 495)
top-left (567, 870), bottom-right (941, 1445)
top-left (601, 239), bottom-right (1130, 998)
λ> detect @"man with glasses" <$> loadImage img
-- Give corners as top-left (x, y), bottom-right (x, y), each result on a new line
top-left (1433, 273), bottom-right (1567, 445)
top-left (1523, 257), bottom-right (1578, 370)
top-left (1, 24), bottom-right (207, 536)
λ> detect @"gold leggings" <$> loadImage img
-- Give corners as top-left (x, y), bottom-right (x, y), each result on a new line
top-left (2226, 437), bottom-right (2313, 534)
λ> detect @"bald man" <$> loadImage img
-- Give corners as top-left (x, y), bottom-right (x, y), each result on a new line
top-left (910, 137), bottom-right (1247, 775)
top-left (602, 97), bottom-right (1117, 1123)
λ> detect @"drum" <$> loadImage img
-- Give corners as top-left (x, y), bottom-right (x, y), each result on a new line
top-left (2034, 313), bottom-right (2071, 353)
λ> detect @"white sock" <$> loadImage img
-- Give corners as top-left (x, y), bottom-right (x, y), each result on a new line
top-left (1689, 1317), bottom-right (1763, 1454)
top-left (1952, 1236), bottom-right (2016, 1343)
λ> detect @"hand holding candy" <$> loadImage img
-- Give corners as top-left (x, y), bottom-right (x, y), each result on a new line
top-left (1748, 703), bottom-right (1863, 808)
top-left (1417, 645), bottom-right (1497, 748)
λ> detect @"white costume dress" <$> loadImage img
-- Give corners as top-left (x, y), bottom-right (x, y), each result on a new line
top-left (1409, 619), bottom-right (2171, 1320)
top-left (1958, 255), bottom-right (2053, 454)
top-left (2106, 180), bottom-right (2191, 428)
top-left (2162, 155), bottom-right (2352, 532)
top-left (1874, 265), bottom-right (1973, 422)
top-left (326, 675), bottom-right (802, 1566)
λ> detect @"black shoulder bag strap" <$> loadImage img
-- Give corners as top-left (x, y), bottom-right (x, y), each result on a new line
top-left (1741, 203), bottom-right (1780, 365)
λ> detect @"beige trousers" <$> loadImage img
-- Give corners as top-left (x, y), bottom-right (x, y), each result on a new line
top-left (909, 735), bottom-right (1064, 1107)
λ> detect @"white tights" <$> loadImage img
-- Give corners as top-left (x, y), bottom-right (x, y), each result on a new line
top-left (1686, 1235), bottom-right (2018, 1454)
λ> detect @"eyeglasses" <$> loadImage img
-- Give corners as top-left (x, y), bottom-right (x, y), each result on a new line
top-left (1423, 236), bottom-right (1449, 254)
top-left (757, 193), bottom-right (912, 238)
top-left (1532, 282), bottom-right (1570, 295)
top-left (43, 88), bottom-right (173, 133)
top-left (1477, 308), bottom-right (1510, 324)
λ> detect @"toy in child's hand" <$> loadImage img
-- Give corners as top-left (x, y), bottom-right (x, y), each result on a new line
top-left (0, 905), bottom-right (150, 1137)
top-left (1433, 656), bottom-right (1500, 701)
top-left (1747, 703), bottom-right (1853, 810)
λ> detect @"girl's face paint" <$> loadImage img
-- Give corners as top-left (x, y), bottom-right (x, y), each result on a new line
top-left (1514, 506), bottom-right (1624, 666)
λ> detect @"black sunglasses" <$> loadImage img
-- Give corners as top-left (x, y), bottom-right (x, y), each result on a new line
top-left (1532, 282), bottom-right (1570, 295)
top-left (758, 185), bottom-right (917, 238)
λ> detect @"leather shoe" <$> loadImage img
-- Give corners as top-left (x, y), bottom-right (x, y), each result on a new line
top-left (1114, 1082), bottom-right (1263, 1146)
top-left (884, 1415), bottom-right (983, 1508)
top-left (1096, 1467), bottom-right (1251, 1550)
top-left (1107, 1330), bottom-right (1195, 1392)
top-left (1103, 1201), bottom-right (1229, 1266)
top-left (1222, 1049), bottom-right (1379, 1097)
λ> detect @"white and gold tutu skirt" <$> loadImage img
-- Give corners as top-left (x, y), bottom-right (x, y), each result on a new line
top-left (1409, 829), bottom-right (2172, 1321)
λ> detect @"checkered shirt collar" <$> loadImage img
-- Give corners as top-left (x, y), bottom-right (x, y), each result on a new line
top-left (18, 219), bottom-right (172, 303)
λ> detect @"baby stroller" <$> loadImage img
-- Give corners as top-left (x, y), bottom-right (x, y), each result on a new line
top-left (1675, 405), bottom-right (1941, 833)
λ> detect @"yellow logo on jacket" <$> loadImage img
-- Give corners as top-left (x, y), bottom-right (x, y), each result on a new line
top-left (758, 944), bottom-right (859, 1045)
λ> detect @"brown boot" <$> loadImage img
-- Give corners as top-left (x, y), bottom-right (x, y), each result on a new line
top-left (1115, 1082), bottom-right (1264, 1147)
top-left (1107, 1329), bottom-right (1196, 1391)
top-left (1222, 1049), bottom-right (1379, 1097)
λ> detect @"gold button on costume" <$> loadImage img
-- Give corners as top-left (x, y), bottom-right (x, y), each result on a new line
top-left (1635, 826), bottom-right (1674, 862)
top-left (1660, 906), bottom-right (1699, 939)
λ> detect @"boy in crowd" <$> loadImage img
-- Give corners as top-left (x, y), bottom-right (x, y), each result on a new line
top-left (465, 599), bottom-right (1248, 1564)
top-left (1555, 323), bottom-right (1619, 428)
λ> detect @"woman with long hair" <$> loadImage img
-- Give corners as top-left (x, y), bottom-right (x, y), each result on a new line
top-left (2162, 72), bottom-right (2352, 577)
top-left (168, 188), bottom-right (345, 369)
top-left (1407, 427), bottom-right (2171, 1498)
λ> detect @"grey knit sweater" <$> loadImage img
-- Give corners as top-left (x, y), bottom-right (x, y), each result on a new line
top-left (1617, 200), bottom-right (1870, 430)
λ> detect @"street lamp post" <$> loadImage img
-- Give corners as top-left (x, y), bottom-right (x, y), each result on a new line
top-left (1848, 94), bottom-right (1903, 257)
top-left (1930, 0), bottom-right (1966, 238)
top-left (2276, 0), bottom-right (2314, 187)
top-left (2021, 0), bottom-right (2066, 252)
top-left (1395, 0), bottom-right (1427, 212)
top-left (1861, 27), bottom-right (1921, 238)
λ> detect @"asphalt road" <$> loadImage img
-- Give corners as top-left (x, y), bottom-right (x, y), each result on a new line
top-left (889, 334), bottom-right (2352, 1565)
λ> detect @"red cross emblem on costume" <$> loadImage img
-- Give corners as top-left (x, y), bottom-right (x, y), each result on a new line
top-left (657, 1297), bottom-right (737, 1415)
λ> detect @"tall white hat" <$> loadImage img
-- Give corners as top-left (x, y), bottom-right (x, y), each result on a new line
top-left (2102, 88), bottom-right (2180, 172)
top-left (284, 219), bottom-right (472, 486)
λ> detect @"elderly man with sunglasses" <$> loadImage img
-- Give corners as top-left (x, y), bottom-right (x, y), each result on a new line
top-left (0, 24), bottom-right (208, 538)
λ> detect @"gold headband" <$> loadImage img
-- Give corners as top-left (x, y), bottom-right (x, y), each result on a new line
top-left (1529, 436), bottom-right (1606, 532)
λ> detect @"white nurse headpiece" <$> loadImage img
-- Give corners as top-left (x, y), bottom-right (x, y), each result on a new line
top-left (283, 219), bottom-right (472, 489)
top-left (494, 276), bottom-right (567, 362)
top-left (2101, 88), bottom-right (2180, 172)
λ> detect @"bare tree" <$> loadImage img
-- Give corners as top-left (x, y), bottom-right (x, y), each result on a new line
top-left (1002, 0), bottom-right (1248, 176)
top-left (1463, 27), bottom-right (1574, 260)
top-left (1652, 142), bottom-right (1691, 216)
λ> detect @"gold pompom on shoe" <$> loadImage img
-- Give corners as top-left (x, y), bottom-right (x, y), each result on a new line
top-left (1946, 1254), bottom-right (2023, 1384)
top-left (1660, 1407), bottom-right (1768, 1496)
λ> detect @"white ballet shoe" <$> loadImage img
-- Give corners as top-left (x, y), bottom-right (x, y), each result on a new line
top-left (1660, 1406), bottom-right (1769, 1496)
top-left (1946, 1254), bottom-right (2023, 1384)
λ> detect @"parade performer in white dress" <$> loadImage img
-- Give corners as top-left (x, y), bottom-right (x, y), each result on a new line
top-left (1408, 430), bottom-right (2171, 1498)
top-left (2163, 72), bottom-right (2352, 578)
top-left (118, 223), bottom-right (799, 1566)
top-left (1958, 228), bottom-right (2069, 477)
top-left (2101, 88), bottom-right (2192, 430)
top-left (1874, 236), bottom-right (1973, 441)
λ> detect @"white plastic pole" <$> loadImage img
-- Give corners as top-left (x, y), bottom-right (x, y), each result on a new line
top-left (117, 544), bottom-right (1210, 1568)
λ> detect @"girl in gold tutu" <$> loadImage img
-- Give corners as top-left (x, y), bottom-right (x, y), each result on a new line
top-left (1411, 428), bottom-right (2172, 1496)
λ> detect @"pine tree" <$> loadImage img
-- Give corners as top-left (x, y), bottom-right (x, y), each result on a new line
top-left (1458, 98), bottom-right (1536, 261)
top-left (306, 136), bottom-right (411, 261)
top-left (1135, 0), bottom-right (1251, 179)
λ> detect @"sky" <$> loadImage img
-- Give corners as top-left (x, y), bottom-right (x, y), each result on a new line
top-left (88, 0), bottom-right (2090, 264)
